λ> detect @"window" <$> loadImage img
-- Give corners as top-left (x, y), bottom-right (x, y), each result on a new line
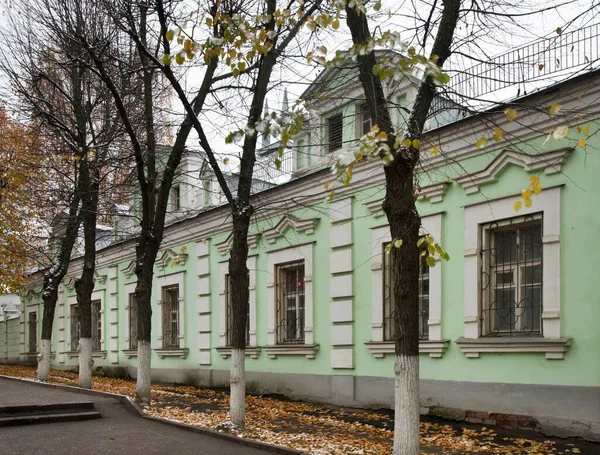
top-left (275, 261), bottom-right (305, 344)
top-left (481, 216), bottom-right (543, 337)
top-left (382, 245), bottom-right (430, 341)
top-left (70, 304), bottom-right (80, 351)
top-left (225, 274), bottom-right (250, 346)
top-left (91, 300), bottom-right (102, 350)
top-left (28, 312), bottom-right (37, 353)
top-left (170, 185), bottom-right (181, 211)
top-left (358, 103), bottom-right (372, 136)
top-left (128, 293), bottom-right (138, 350)
top-left (327, 113), bottom-right (343, 153)
top-left (161, 284), bottom-right (180, 348)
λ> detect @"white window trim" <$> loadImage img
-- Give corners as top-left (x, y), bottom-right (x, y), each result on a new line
top-left (65, 290), bottom-right (106, 358)
top-left (216, 256), bottom-right (260, 359)
top-left (123, 282), bottom-right (138, 357)
top-left (263, 243), bottom-right (318, 359)
top-left (457, 186), bottom-right (570, 359)
top-left (155, 272), bottom-right (188, 358)
top-left (26, 307), bottom-right (38, 354)
top-left (367, 213), bottom-right (448, 358)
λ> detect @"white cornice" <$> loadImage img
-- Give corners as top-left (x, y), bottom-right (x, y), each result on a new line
top-left (455, 148), bottom-right (572, 194)
top-left (263, 214), bottom-right (319, 244)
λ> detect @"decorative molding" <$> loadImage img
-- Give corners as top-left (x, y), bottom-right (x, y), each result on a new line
top-left (122, 349), bottom-right (138, 358)
top-left (365, 340), bottom-right (450, 358)
top-left (456, 148), bottom-right (573, 194)
top-left (23, 289), bottom-right (42, 302)
top-left (455, 337), bottom-right (570, 360)
top-left (122, 261), bottom-right (136, 278)
top-left (155, 249), bottom-right (188, 270)
top-left (262, 344), bottom-right (319, 359)
top-left (154, 348), bottom-right (189, 358)
top-left (66, 350), bottom-right (107, 359)
top-left (263, 214), bottom-right (319, 244)
top-left (93, 270), bottom-right (107, 284)
top-left (215, 346), bottom-right (261, 359)
top-left (215, 232), bottom-right (260, 255)
top-left (64, 277), bottom-right (76, 290)
top-left (365, 183), bottom-right (449, 217)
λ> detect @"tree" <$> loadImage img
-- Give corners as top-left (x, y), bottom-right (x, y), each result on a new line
top-left (0, 110), bottom-right (42, 292)
top-left (0, 0), bottom-right (133, 385)
top-left (144, 0), bottom-right (323, 427)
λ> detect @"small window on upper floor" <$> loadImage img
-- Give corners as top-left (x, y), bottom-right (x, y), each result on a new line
top-left (327, 113), bottom-right (343, 153)
top-left (358, 103), bottom-right (372, 137)
top-left (170, 185), bottom-right (181, 211)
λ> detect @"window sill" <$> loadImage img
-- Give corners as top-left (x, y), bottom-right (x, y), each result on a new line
top-left (122, 349), bottom-right (138, 358)
top-left (365, 340), bottom-right (450, 358)
top-left (65, 350), bottom-right (107, 359)
top-left (215, 346), bottom-right (261, 360)
top-left (262, 344), bottom-right (319, 359)
top-left (455, 337), bottom-right (571, 359)
top-left (154, 348), bottom-right (188, 359)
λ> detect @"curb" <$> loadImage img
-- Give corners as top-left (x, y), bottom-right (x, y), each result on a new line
top-left (0, 375), bottom-right (303, 454)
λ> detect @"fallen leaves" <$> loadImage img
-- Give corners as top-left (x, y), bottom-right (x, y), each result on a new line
top-left (0, 365), bottom-right (592, 455)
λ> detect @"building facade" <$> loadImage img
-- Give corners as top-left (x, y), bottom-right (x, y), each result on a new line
top-left (2, 63), bottom-right (600, 441)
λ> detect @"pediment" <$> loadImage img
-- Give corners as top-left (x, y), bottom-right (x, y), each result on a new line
top-left (215, 233), bottom-right (260, 255)
top-left (155, 249), bottom-right (188, 271)
top-left (456, 148), bottom-right (572, 194)
top-left (263, 215), bottom-right (319, 244)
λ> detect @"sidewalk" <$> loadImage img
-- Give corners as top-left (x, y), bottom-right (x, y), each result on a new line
top-left (0, 377), bottom-right (282, 455)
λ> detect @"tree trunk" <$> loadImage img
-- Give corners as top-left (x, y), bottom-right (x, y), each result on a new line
top-left (228, 211), bottom-right (252, 427)
top-left (134, 236), bottom-right (160, 404)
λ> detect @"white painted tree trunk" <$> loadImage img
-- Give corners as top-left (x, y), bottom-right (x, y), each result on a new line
top-left (135, 340), bottom-right (152, 404)
top-left (36, 339), bottom-right (51, 382)
top-left (78, 338), bottom-right (93, 389)
top-left (393, 353), bottom-right (420, 455)
top-left (229, 348), bottom-right (246, 428)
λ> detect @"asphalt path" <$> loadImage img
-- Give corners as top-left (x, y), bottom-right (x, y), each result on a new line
top-left (0, 378), bottom-right (273, 455)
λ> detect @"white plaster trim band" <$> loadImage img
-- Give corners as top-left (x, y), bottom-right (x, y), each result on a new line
top-left (456, 148), bottom-right (572, 194)
top-left (154, 348), bottom-right (189, 358)
top-left (215, 346), bottom-right (261, 359)
top-left (365, 340), bottom-right (450, 358)
top-left (455, 337), bottom-right (570, 360)
top-left (262, 344), bottom-right (319, 359)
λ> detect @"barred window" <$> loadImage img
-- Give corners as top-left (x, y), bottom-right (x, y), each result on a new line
top-left (481, 215), bottom-right (543, 336)
top-left (70, 304), bottom-right (80, 351)
top-left (275, 261), bottom-right (305, 344)
top-left (161, 285), bottom-right (180, 348)
top-left (28, 312), bottom-right (37, 353)
top-left (225, 274), bottom-right (250, 346)
top-left (327, 113), bottom-right (343, 153)
top-left (91, 300), bottom-right (101, 351)
top-left (129, 293), bottom-right (138, 350)
top-left (383, 245), bottom-right (430, 341)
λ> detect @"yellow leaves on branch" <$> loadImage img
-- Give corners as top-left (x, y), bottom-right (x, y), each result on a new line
top-left (515, 176), bottom-right (542, 212)
top-left (504, 107), bottom-right (518, 122)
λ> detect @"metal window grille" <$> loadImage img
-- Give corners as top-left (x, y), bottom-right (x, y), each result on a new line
top-left (162, 285), bottom-right (180, 348)
top-left (275, 261), bottom-right (305, 344)
top-left (480, 215), bottom-right (543, 337)
top-left (382, 244), bottom-right (430, 341)
top-left (225, 275), bottom-right (250, 347)
top-left (28, 312), bottom-right (37, 353)
top-left (129, 293), bottom-right (138, 350)
top-left (70, 305), bottom-right (80, 351)
top-left (91, 300), bottom-right (101, 351)
top-left (327, 113), bottom-right (343, 153)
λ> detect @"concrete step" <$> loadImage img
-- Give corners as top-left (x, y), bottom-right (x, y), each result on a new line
top-left (0, 410), bottom-right (102, 427)
top-left (0, 401), bottom-right (95, 416)
top-left (0, 401), bottom-right (101, 427)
